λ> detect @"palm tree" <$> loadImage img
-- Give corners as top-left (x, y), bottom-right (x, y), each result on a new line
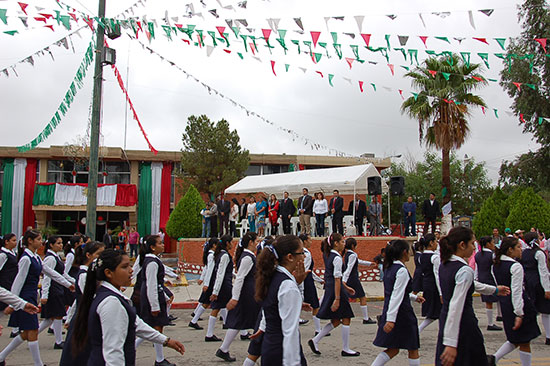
top-left (401, 54), bottom-right (487, 206)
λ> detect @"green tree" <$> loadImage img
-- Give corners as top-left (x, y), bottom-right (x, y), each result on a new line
top-left (165, 184), bottom-right (204, 238)
top-left (472, 188), bottom-right (509, 237)
top-left (505, 188), bottom-right (550, 233)
top-left (401, 55), bottom-right (487, 205)
top-left (181, 115), bottom-right (250, 197)
top-left (498, 0), bottom-right (550, 192)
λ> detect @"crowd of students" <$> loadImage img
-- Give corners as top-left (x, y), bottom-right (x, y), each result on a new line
top-left (0, 225), bottom-right (548, 365)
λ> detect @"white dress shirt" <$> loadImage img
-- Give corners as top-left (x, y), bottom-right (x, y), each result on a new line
top-left (232, 250), bottom-right (255, 301)
top-left (303, 248), bottom-right (323, 283)
top-left (213, 251), bottom-right (230, 295)
top-left (96, 281), bottom-right (167, 365)
top-left (275, 266), bottom-right (302, 366)
top-left (534, 250), bottom-right (550, 292)
top-left (473, 248), bottom-right (494, 281)
top-left (443, 255), bottom-right (496, 348)
top-left (386, 261), bottom-right (417, 323)
top-left (313, 199), bottom-right (328, 215)
top-left (0, 247), bottom-right (15, 271)
top-left (431, 250), bottom-right (443, 296)
top-left (0, 287), bottom-right (27, 311)
top-left (230, 204), bottom-right (239, 222)
top-left (331, 250), bottom-right (343, 279)
top-left (144, 254), bottom-right (162, 312)
top-left (63, 249), bottom-right (75, 276)
top-left (247, 203), bottom-right (256, 216)
top-left (342, 250), bottom-right (373, 283)
top-left (66, 265), bottom-right (89, 324)
top-left (200, 251), bottom-right (215, 284)
top-left (42, 249), bottom-right (74, 300)
top-left (132, 255), bottom-right (178, 282)
top-left (495, 255), bottom-right (525, 317)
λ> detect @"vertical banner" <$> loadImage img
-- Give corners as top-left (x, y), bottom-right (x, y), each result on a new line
top-left (159, 162), bottom-right (173, 252)
top-left (137, 162), bottom-right (152, 236)
top-left (150, 162), bottom-right (163, 235)
top-left (23, 159), bottom-right (37, 231)
top-left (1, 159), bottom-right (14, 235)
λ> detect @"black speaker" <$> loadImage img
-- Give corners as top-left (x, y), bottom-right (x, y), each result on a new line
top-left (368, 176), bottom-right (382, 195)
top-left (390, 176), bottom-right (405, 196)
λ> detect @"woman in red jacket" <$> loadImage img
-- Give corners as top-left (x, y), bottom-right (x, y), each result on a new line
top-left (268, 194), bottom-right (280, 236)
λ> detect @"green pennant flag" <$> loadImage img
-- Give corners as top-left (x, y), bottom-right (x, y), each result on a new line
top-left (350, 45), bottom-right (365, 63)
top-left (412, 92), bottom-right (419, 101)
top-left (313, 52), bottom-right (322, 63)
top-left (236, 52), bottom-right (243, 59)
top-left (276, 38), bottom-right (288, 54)
top-left (3, 30), bottom-right (18, 36)
top-left (291, 39), bottom-right (301, 54)
top-left (231, 26), bottom-right (240, 38)
top-left (328, 74), bottom-right (334, 87)
top-left (443, 52), bottom-right (454, 66)
top-left (148, 22), bottom-right (155, 39)
top-left (331, 32), bottom-right (338, 44)
top-left (240, 34), bottom-right (248, 52)
top-left (524, 83), bottom-right (536, 90)
top-left (493, 109), bottom-right (499, 118)
top-left (478, 53), bottom-right (490, 68)
top-left (59, 15), bottom-right (71, 30)
top-left (54, 10), bottom-right (61, 25)
top-left (94, 17), bottom-right (106, 29)
top-left (222, 33), bottom-right (230, 47)
top-left (494, 38), bottom-right (506, 50)
top-left (385, 34), bottom-right (391, 50)
top-left (519, 54), bottom-right (535, 74)
top-left (278, 29), bottom-right (287, 39)
top-left (539, 117), bottom-right (544, 125)
top-left (196, 30), bottom-right (204, 46)
top-left (249, 35), bottom-right (258, 51)
top-left (394, 48), bottom-right (407, 60)
top-left (162, 25), bottom-right (174, 41)
top-left (460, 52), bottom-right (471, 67)
top-left (285, 64), bottom-right (290, 72)
top-left (401, 65), bottom-right (410, 71)
top-left (371, 83), bottom-right (376, 92)
top-left (333, 43), bottom-right (342, 59)
top-left (494, 53), bottom-right (506, 59)
top-left (303, 40), bottom-right (312, 55)
top-left (0, 9), bottom-right (8, 25)
top-left (488, 78), bottom-right (498, 82)
top-left (408, 49), bottom-right (418, 65)
top-left (435, 36), bottom-right (450, 44)
top-left (318, 42), bottom-right (330, 57)
top-left (441, 72), bottom-right (451, 81)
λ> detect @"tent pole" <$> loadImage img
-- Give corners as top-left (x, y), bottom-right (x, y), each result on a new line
top-left (353, 184), bottom-right (356, 235)
top-left (387, 190), bottom-right (391, 235)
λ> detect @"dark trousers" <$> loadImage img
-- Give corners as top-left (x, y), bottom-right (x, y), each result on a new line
top-left (315, 213), bottom-right (325, 237)
top-left (368, 213), bottom-right (380, 236)
top-left (229, 221), bottom-right (237, 237)
top-left (210, 216), bottom-right (218, 237)
top-left (355, 217), bottom-right (364, 236)
top-left (270, 224), bottom-right (279, 236)
top-left (332, 213), bottom-right (343, 234)
top-left (282, 216), bottom-right (291, 234)
top-left (404, 214), bottom-right (416, 236)
top-left (219, 216), bottom-right (229, 236)
top-left (423, 218), bottom-right (436, 235)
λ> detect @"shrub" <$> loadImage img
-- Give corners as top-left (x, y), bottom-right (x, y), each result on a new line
top-left (165, 184), bottom-right (205, 238)
top-left (506, 188), bottom-right (550, 234)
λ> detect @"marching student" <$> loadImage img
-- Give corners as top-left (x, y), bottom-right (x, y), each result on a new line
top-left (216, 232), bottom-right (261, 362)
top-left (69, 249), bottom-right (185, 365)
top-left (474, 236), bottom-right (502, 331)
top-left (489, 236), bottom-right (541, 366)
top-left (520, 231), bottom-right (550, 345)
top-left (63, 235), bottom-right (83, 309)
top-left (435, 227), bottom-right (508, 366)
top-left (298, 234), bottom-right (324, 335)
top-left (371, 240), bottom-right (424, 366)
top-left (189, 238), bottom-right (218, 330)
top-left (342, 237), bottom-right (376, 325)
top-left (411, 240), bottom-right (423, 295)
top-left (206, 235), bottom-right (234, 342)
top-left (255, 235), bottom-right (308, 365)
top-left (417, 234), bottom-right (442, 332)
top-left (40, 236), bottom-right (76, 349)
top-left (0, 230), bottom-right (75, 366)
top-left (0, 233), bottom-right (21, 338)
top-left (308, 233), bottom-right (358, 357)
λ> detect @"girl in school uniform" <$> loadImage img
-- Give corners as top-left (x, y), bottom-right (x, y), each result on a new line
top-left (189, 238), bottom-right (218, 330)
top-left (63, 235), bottom-right (83, 308)
top-left (0, 234), bottom-right (19, 316)
top-left (40, 236), bottom-right (76, 349)
top-left (435, 227), bottom-right (508, 366)
top-left (342, 237), bottom-right (376, 325)
top-left (371, 240), bottom-right (425, 366)
top-left (298, 234), bottom-right (324, 335)
top-left (308, 233), bottom-right (358, 357)
top-left (206, 235), bottom-right (234, 342)
top-left (489, 236), bottom-right (541, 366)
top-left (475, 236), bottom-right (503, 331)
top-left (411, 240), bottom-right (424, 295)
top-left (216, 232), bottom-right (261, 362)
top-left (255, 235), bottom-right (308, 366)
top-left (520, 231), bottom-right (550, 345)
top-left (0, 230), bottom-right (75, 366)
top-left (69, 249), bottom-right (185, 365)
top-left (417, 234), bottom-right (442, 332)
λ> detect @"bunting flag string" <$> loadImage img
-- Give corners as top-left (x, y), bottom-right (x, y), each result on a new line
top-left (16, 39), bottom-right (95, 152)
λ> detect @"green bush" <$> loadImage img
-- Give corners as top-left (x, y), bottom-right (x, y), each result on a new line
top-left (165, 184), bottom-right (205, 239)
top-left (506, 188), bottom-right (550, 233)
top-left (472, 197), bottom-right (504, 237)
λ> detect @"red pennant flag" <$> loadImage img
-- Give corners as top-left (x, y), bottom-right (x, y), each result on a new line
top-left (472, 76), bottom-right (484, 82)
top-left (428, 70), bottom-right (437, 77)
top-left (473, 37), bottom-right (489, 45)
top-left (345, 57), bottom-right (354, 69)
top-left (84, 16), bottom-right (94, 31)
top-left (512, 82), bottom-right (522, 91)
top-left (216, 26), bottom-right (226, 38)
top-left (443, 98), bottom-right (452, 104)
top-left (136, 21), bottom-right (142, 32)
top-left (68, 13), bottom-right (78, 22)
top-left (481, 106), bottom-right (486, 114)
top-left (44, 24), bottom-right (54, 31)
top-left (182, 39), bottom-right (190, 45)
top-left (359, 81), bottom-right (364, 93)
top-left (398, 89), bottom-right (404, 100)
top-left (262, 28), bottom-right (271, 41)
top-left (18, 2), bottom-right (28, 15)
top-left (135, 30), bottom-right (139, 39)
top-left (534, 38), bottom-right (547, 53)
top-left (223, 49), bottom-right (231, 53)
top-left (34, 17), bottom-right (47, 23)
top-left (519, 114), bottom-right (525, 123)
top-left (316, 71), bottom-right (324, 78)
top-left (419, 36), bottom-right (428, 48)
top-left (39, 13), bottom-right (53, 19)
top-left (197, 34), bottom-right (203, 48)
top-left (250, 43), bottom-right (256, 55)
top-left (361, 34), bottom-right (371, 47)
top-left (146, 31), bottom-right (151, 41)
top-left (271, 60), bottom-right (276, 76)
top-left (311, 31), bottom-right (321, 47)
top-left (175, 23), bottom-right (183, 29)
top-left (387, 64), bottom-right (395, 76)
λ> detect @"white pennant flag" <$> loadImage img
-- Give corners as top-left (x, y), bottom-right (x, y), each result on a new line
top-left (354, 15), bottom-right (364, 32)
top-left (468, 10), bottom-right (476, 29)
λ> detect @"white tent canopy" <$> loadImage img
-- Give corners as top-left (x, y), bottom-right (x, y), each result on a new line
top-left (225, 163), bottom-right (387, 197)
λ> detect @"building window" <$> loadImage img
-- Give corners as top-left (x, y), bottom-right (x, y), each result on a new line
top-left (47, 160), bottom-right (75, 183)
top-left (47, 160), bottom-right (130, 185)
top-left (171, 163), bottom-right (181, 204)
top-left (244, 165), bottom-right (261, 176)
top-left (103, 161), bottom-right (130, 184)
top-left (262, 164), bottom-right (289, 175)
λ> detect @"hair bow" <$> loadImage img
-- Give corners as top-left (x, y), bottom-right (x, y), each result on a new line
top-left (266, 244), bottom-right (279, 259)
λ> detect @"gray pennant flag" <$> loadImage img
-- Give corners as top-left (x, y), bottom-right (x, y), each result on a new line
top-left (225, 19), bottom-right (233, 28)
top-left (10, 66), bottom-right (18, 77)
top-left (324, 17), bottom-right (330, 30)
top-left (45, 47), bottom-right (55, 60)
top-left (25, 56), bottom-right (34, 66)
top-left (19, 16), bottom-right (28, 27)
top-left (216, 0), bottom-right (223, 7)
top-left (419, 13), bottom-right (426, 28)
top-left (343, 32), bottom-right (355, 39)
top-left (299, 67), bottom-right (307, 73)
top-left (342, 77), bottom-right (351, 84)
top-left (453, 37), bottom-right (465, 43)
top-left (333, 16), bottom-right (345, 21)
top-left (223, 5), bottom-right (234, 11)
top-left (236, 19), bottom-right (248, 27)
top-left (209, 9), bottom-right (219, 18)
top-left (271, 18), bottom-right (280, 31)
top-left (238, 1), bottom-right (247, 8)
top-left (398, 35), bottom-right (409, 46)
top-left (294, 17), bottom-right (304, 31)
top-left (386, 14), bottom-right (397, 20)
top-left (468, 10), bottom-right (476, 29)
top-left (479, 9), bottom-right (494, 16)
top-left (432, 12), bottom-right (451, 18)
top-left (354, 15), bottom-right (364, 32)
top-left (171, 16), bottom-right (179, 22)
top-left (2, 69), bottom-right (8, 77)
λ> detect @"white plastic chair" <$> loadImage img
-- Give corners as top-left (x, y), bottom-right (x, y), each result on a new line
top-left (239, 219), bottom-right (249, 237)
top-left (290, 217), bottom-right (300, 235)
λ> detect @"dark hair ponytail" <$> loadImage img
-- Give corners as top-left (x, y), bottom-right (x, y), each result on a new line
top-left (72, 249), bottom-right (126, 354)
top-left (298, 233), bottom-right (309, 243)
top-left (64, 235), bottom-right (82, 257)
top-left (523, 231), bottom-right (540, 251)
top-left (345, 237), bottom-right (357, 250)
top-left (416, 234), bottom-right (436, 251)
top-left (383, 240), bottom-right (410, 269)
top-left (235, 232), bottom-right (257, 265)
top-left (321, 233), bottom-right (343, 257)
top-left (214, 234), bottom-right (233, 260)
top-left (255, 235), bottom-right (300, 302)
top-left (139, 235), bottom-right (160, 266)
top-left (74, 241), bottom-right (105, 266)
top-left (439, 226), bottom-right (474, 263)
top-left (44, 235), bottom-right (61, 251)
top-left (495, 237), bottom-right (519, 265)
top-left (18, 229), bottom-right (41, 260)
top-left (1, 233), bottom-right (16, 248)
top-left (202, 238), bottom-right (219, 265)
top-left (479, 236), bottom-right (493, 248)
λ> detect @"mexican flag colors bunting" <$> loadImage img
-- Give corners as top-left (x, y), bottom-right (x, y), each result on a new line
top-left (2, 158), bottom-right (37, 239)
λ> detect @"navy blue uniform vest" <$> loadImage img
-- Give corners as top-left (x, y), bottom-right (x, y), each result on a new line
top-left (521, 248), bottom-right (550, 314)
top-left (210, 250), bottom-right (234, 309)
top-left (0, 250), bottom-right (17, 310)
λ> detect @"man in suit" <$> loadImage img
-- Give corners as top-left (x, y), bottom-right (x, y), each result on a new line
top-left (402, 196), bottom-right (417, 236)
top-left (367, 196), bottom-right (382, 236)
top-left (279, 191), bottom-right (296, 234)
top-left (217, 194), bottom-right (231, 236)
top-left (103, 229), bottom-right (113, 249)
top-left (329, 189), bottom-right (344, 234)
top-left (347, 194), bottom-right (367, 235)
top-left (297, 188), bottom-right (313, 235)
top-left (422, 193), bottom-right (440, 235)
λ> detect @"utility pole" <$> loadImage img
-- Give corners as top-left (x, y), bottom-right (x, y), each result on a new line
top-left (86, 0), bottom-right (106, 240)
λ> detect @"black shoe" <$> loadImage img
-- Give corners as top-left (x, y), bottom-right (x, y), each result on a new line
top-left (487, 324), bottom-right (503, 331)
top-left (9, 330), bottom-right (20, 338)
top-left (240, 333), bottom-right (251, 340)
top-left (190, 313), bottom-right (203, 321)
top-left (0, 361), bottom-right (5, 366)
top-left (314, 331), bottom-right (331, 337)
top-left (341, 350), bottom-right (360, 357)
top-left (168, 315), bottom-right (178, 321)
top-left (215, 349), bottom-right (236, 362)
top-left (308, 339), bottom-right (321, 355)
top-left (496, 316), bottom-right (503, 322)
top-left (48, 328), bottom-right (54, 334)
top-left (220, 316), bottom-right (224, 321)
top-left (363, 318), bottom-right (376, 324)
top-left (188, 321), bottom-right (203, 330)
top-left (54, 342), bottom-right (64, 349)
top-left (546, 338), bottom-right (550, 345)
top-left (487, 355), bottom-right (496, 366)
top-left (155, 360), bottom-right (176, 366)
top-left (166, 322), bottom-right (176, 326)
top-left (299, 319), bottom-right (309, 326)
top-left (205, 335), bottom-right (222, 342)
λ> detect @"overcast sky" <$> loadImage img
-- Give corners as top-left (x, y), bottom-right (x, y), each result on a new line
top-left (0, 0), bottom-right (541, 182)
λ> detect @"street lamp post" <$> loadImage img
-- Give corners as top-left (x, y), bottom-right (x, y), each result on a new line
top-left (463, 154), bottom-right (474, 217)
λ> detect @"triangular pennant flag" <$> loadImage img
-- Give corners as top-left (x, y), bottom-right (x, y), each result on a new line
top-left (398, 35), bottom-right (409, 46)
top-left (512, 82), bottom-right (522, 91)
top-left (328, 74), bottom-right (334, 87)
top-left (494, 38), bottom-right (507, 50)
top-left (399, 89), bottom-right (404, 99)
top-left (370, 83), bottom-right (376, 92)
top-left (524, 83), bottom-right (536, 90)
top-left (359, 81), bottom-right (364, 93)
top-left (312, 52), bottom-right (322, 63)
top-left (535, 38), bottom-right (547, 54)
top-left (285, 64), bottom-right (289, 72)
top-left (418, 13), bottom-right (426, 28)
top-left (468, 10), bottom-right (476, 29)
top-left (360, 34), bottom-right (371, 47)
top-left (428, 70), bottom-right (437, 77)
top-left (206, 45), bottom-right (214, 56)
top-left (479, 9), bottom-right (494, 16)
top-left (411, 92), bottom-right (419, 101)
top-left (472, 76), bottom-right (484, 82)
top-left (539, 117), bottom-right (544, 125)
top-left (460, 52), bottom-right (471, 67)
top-left (299, 67), bottom-right (307, 73)
top-left (401, 65), bottom-right (410, 71)
top-left (216, 26), bottom-right (226, 38)
top-left (385, 34), bottom-right (392, 50)
top-left (59, 15), bottom-right (71, 30)
top-left (345, 57), bottom-right (354, 69)
top-left (473, 37), bottom-right (489, 45)
top-left (236, 19), bottom-right (248, 27)
top-left (354, 15), bottom-right (364, 32)
top-left (344, 32), bottom-right (355, 39)
top-left (18, 2), bottom-right (28, 15)
top-left (311, 31), bottom-right (321, 47)
top-left (519, 114), bottom-right (525, 123)
top-left (3, 30), bottom-right (18, 36)
top-left (19, 16), bottom-right (28, 27)
top-left (435, 36), bottom-right (450, 44)
top-left (0, 9), bottom-right (7, 25)
top-left (209, 9), bottom-right (219, 18)
top-left (315, 71), bottom-right (323, 78)
top-left (45, 24), bottom-right (54, 31)
top-left (270, 18), bottom-right (280, 32)
top-left (477, 53), bottom-right (490, 68)
top-left (294, 17), bottom-right (304, 31)
top-left (386, 14), bottom-right (397, 20)
top-left (441, 72), bottom-right (451, 80)
top-left (419, 36), bottom-right (428, 48)
top-left (493, 109), bottom-right (499, 118)
top-left (262, 28), bottom-right (271, 41)
top-left (408, 49), bottom-right (419, 65)
top-left (387, 64), bottom-right (395, 76)
top-left (270, 60), bottom-right (276, 76)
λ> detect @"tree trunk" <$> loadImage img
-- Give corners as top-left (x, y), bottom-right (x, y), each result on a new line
top-left (442, 148), bottom-right (451, 205)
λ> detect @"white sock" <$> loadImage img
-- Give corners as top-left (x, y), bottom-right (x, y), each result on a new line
top-left (243, 358), bottom-right (256, 366)
top-left (0, 335), bottom-right (24, 361)
top-left (341, 325), bottom-right (355, 353)
top-left (418, 318), bottom-right (435, 332)
top-left (53, 319), bottom-right (63, 344)
top-left (192, 304), bottom-right (206, 324)
top-left (206, 315), bottom-right (217, 337)
top-left (313, 316), bottom-right (321, 333)
top-left (220, 308), bottom-right (228, 323)
top-left (28, 340), bottom-right (43, 366)
top-left (361, 305), bottom-right (369, 320)
top-left (312, 323), bottom-right (334, 345)
top-left (371, 351), bottom-right (391, 366)
top-left (240, 329), bottom-right (248, 336)
top-left (541, 313), bottom-right (550, 338)
top-left (519, 351), bottom-right (532, 366)
top-left (497, 302), bottom-right (502, 317)
top-left (408, 358), bottom-right (420, 366)
top-left (154, 343), bottom-right (164, 362)
top-left (38, 318), bottom-right (53, 334)
top-left (220, 329), bottom-right (239, 352)
top-left (135, 337), bottom-right (145, 348)
top-left (486, 308), bottom-right (494, 326)
top-left (494, 341), bottom-right (516, 362)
